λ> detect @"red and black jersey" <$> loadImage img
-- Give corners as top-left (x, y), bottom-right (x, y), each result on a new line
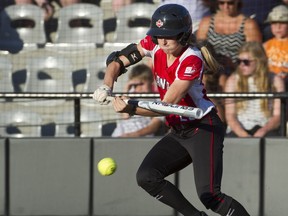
top-left (140, 35), bottom-right (215, 126)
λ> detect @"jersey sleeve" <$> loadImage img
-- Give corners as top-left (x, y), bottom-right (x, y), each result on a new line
top-left (140, 35), bottom-right (156, 57)
top-left (177, 55), bottom-right (203, 81)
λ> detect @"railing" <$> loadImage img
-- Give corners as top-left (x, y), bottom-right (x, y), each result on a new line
top-left (0, 92), bottom-right (287, 136)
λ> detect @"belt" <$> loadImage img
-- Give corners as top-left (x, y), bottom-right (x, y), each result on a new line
top-left (171, 122), bottom-right (193, 131)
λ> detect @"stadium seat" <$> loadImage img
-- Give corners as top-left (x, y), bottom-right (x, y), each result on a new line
top-left (0, 110), bottom-right (42, 137)
top-left (113, 3), bottom-right (156, 43)
top-left (55, 3), bottom-right (104, 44)
top-left (0, 56), bottom-right (14, 92)
top-left (83, 49), bottom-right (130, 95)
top-left (24, 55), bottom-right (74, 93)
top-left (54, 108), bottom-right (102, 137)
top-left (84, 55), bottom-right (107, 93)
top-left (0, 4), bottom-right (46, 52)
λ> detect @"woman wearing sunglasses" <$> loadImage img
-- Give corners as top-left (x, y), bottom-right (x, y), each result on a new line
top-left (196, 0), bottom-right (262, 91)
top-left (224, 42), bottom-right (285, 137)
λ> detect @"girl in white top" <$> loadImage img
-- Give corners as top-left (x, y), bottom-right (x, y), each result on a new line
top-left (225, 42), bottom-right (285, 137)
top-left (112, 64), bottom-right (165, 137)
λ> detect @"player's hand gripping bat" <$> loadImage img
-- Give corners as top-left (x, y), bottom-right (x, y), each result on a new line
top-left (107, 96), bottom-right (204, 119)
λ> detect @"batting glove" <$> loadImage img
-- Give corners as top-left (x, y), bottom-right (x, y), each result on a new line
top-left (92, 84), bottom-right (112, 105)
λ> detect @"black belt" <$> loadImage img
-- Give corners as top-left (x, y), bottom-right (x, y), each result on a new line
top-left (171, 122), bottom-right (194, 131)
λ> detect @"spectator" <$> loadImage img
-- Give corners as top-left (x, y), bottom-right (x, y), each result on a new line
top-left (159, 0), bottom-right (211, 33)
top-left (264, 4), bottom-right (288, 123)
top-left (111, 64), bottom-right (166, 137)
top-left (225, 42), bottom-right (285, 137)
top-left (263, 5), bottom-right (288, 80)
top-left (196, 0), bottom-right (262, 90)
top-left (240, 0), bottom-right (280, 41)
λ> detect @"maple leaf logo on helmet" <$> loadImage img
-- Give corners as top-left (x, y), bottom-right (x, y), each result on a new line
top-left (156, 19), bottom-right (164, 28)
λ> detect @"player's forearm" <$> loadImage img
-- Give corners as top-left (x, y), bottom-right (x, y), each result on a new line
top-left (103, 62), bottom-right (121, 89)
top-left (131, 127), bottom-right (153, 137)
top-left (134, 107), bottom-right (163, 117)
top-left (227, 118), bottom-right (251, 137)
top-left (232, 127), bottom-right (251, 137)
top-left (260, 115), bottom-right (281, 133)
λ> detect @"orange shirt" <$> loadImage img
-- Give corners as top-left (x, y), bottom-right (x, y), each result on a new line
top-left (264, 38), bottom-right (288, 74)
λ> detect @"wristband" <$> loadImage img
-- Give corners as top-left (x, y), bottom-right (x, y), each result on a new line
top-left (129, 105), bottom-right (137, 117)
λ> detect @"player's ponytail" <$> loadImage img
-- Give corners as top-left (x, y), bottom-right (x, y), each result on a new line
top-left (199, 46), bottom-right (222, 74)
top-left (188, 36), bottom-right (223, 74)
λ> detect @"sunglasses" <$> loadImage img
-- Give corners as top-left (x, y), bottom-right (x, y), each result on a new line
top-left (236, 59), bottom-right (255, 66)
top-left (218, 1), bottom-right (235, 6)
top-left (130, 82), bottom-right (144, 88)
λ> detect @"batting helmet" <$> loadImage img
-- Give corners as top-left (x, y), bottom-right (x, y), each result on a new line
top-left (147, 4), bottom-right (192, 45)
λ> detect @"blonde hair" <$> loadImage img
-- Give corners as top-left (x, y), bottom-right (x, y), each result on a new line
top-left (200, 46), bottom-right (223, 73)
top-left (235, 42), bottom-right (272, 116)
top-left (193, 39), bottom-right (223, 74)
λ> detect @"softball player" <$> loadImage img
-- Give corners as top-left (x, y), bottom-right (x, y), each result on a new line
top-left (93, 4), bottom-right (250, 216)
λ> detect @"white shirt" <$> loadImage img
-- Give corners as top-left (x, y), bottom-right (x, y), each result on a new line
top-left (227, 76), bottom-right (272, 132)
top-left (112, 116), bottom-right (163, 137)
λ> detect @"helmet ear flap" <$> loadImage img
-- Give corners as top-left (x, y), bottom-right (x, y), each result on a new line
top-left (178, 29), bottom-right (196, 46)
top-left (168, 30), bottom-right (190, 46)
top-left (178, 31), bottom-right (191, 46)
top-left (152, 36), bottom-right (158, 44)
